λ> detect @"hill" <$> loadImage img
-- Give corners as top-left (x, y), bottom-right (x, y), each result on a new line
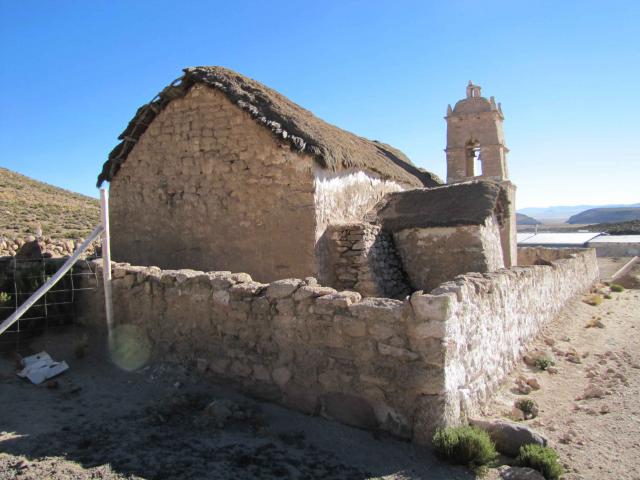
top-left (516, 213), bottom-right (541, 225)
top-left (581, 220), bottom-right (640, 235)
top-left (0, 167), bottom-right (100, 239)
top-left (519, 202), bottom-right (640, 221)
top-left (567, 207), bottom-right (640, 225)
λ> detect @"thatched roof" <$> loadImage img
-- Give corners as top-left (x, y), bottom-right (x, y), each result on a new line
top-left (97, 66), bottom-right (442, 188)
top-left (372, 180), bottom-right (510, 231)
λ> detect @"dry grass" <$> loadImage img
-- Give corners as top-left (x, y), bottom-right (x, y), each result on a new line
top-left (0, 167), bottom-right (99, 239)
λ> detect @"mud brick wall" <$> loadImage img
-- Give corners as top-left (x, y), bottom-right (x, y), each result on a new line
top-left (320, 223), bottom-right (410, 299)
top-left (108, 84), bottom-right (317, 283)
top-left (393, 215), bottom-right (505, 293)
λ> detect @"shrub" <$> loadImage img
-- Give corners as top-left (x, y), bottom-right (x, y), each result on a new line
top-left (0, 292), bottom-right (10, 304)
top-left (584, 294), bottom-right (602, 306)
top-left (517, 444), bottom-right (563, 480)
top-left (610, 284), bottom-right (624, 293)
top-left (534, 357), bottom-right (554, 371)
top-left (515, 398), bottom-right (539, 419)
top-left (432, 425), bottom-right (497, 467)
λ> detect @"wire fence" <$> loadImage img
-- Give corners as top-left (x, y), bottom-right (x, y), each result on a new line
top-left (0, 254), bottom-right (100, 350)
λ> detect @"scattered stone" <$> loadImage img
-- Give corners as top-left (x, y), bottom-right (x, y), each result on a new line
top-left (496, 465), bottom-right (546, 480)
top-left (526, 378), bottom-right (541, 390)
top-left (469, 418), bottom-right (547, 457)
top-left (599, 404), bottom-right (611, 414)
top-left (510, 406), bottom-right (525, 421)
top-left (546, 366), bottom-right (559, 374)
top-left (202, 399), bottom-right (234, 427)
top-left (582, 385), bottom-right (605, 399)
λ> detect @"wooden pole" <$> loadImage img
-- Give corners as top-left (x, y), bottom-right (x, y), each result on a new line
top-left (100, 188), bottom-right (114, 344)
top-left (0, 225), bottom-right (103, 336)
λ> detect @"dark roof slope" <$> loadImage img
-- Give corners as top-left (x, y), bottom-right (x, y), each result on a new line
top-left (97, 66), bottom-right (442, 188)
top-left (372, 180), bottom-right (509, 231)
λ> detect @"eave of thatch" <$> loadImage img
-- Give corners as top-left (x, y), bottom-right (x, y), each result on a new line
top-left (97, 66), bottom-right (442, 188)
top-left (372, 180), bottom-right (510, 231)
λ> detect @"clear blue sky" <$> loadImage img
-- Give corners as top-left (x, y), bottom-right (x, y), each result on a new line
top-left (1, 0), bottom-right (638, 208)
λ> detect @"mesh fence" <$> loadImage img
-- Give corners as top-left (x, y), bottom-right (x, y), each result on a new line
top-left (0, 255), bottom-right (100, 350)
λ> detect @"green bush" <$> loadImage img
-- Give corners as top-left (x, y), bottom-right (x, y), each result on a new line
top-left (610, 284), bottom-right (625, 293)
top-left (534, 357), bottom-right (554, 371)
top-left (517, 444), bottom-right (563, 480)
top-left (432, 425), bottom-right (497, 467)
top-left (0, 291), bottom-right (10, 304)
top-left (515, 398), bottom-right (539, 419)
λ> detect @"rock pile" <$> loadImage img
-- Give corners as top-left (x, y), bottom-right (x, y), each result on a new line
top-left (0, 236), bottom-right (99, 258)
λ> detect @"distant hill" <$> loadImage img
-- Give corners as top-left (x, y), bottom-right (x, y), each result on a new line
top-left (567, 207), bottom-right (640, 225)
top-left (580, 220), bottom-right (640, 235)
top-left (0, 167), bottom-right (99, 239)
top-left (516, 213), bottom-right (541, 225)
top-left (519, 202), bottom-right (640, 221)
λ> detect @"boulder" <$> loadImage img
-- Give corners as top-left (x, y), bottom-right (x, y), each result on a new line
top-left (497, 466), bottom-right (545, 480)
top-left (469, 418), bottom-right (547, 457)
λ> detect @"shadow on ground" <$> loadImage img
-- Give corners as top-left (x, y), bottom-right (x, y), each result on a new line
top-left (0, 327), bottom-right (473, 480)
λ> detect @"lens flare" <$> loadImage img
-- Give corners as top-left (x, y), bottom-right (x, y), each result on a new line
top-left (109, 324), bottom-right (151, 371)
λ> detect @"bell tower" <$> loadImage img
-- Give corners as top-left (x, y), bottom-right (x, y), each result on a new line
top-left (445, 82), bottom-right (517, 266)
top-left (445, 81), bottom-right (509, 183)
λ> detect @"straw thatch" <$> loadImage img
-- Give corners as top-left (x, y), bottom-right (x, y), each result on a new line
top-left (372, 180), bottom-right (510, 231)
top-left (97, 66), bottom-right (442, 188)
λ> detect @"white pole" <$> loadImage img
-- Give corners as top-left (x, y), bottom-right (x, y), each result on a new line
top-left (0, 225), bottom-right (103, 336)
top-left (100, 188), bottom-right (114, 344)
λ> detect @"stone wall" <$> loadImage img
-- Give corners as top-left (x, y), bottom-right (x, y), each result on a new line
top-left (76, 247), bottom-right (598, 445)
top-left (586, 240), bottom-right (640, 257)
top-left (109, 84), bottom-right (317, 283)
top-left (393, 215), bottom-right (505, 292)
top-left (78, 262), bottom-right (448, 443)
top-left (319, 223), bottom-right (410, 298)
top-left (430, 247), bottom-right (599, 418)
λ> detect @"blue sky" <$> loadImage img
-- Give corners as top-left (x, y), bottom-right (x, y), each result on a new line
top-left (1, 0), bottom-right (638, 208)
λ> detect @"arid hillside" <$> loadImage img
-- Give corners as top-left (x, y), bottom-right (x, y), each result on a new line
top-left (0, 167), bottom-right (99, 239)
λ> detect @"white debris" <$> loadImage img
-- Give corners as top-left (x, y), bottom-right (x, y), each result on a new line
top-left (16, 351), bottom-right (69, 385)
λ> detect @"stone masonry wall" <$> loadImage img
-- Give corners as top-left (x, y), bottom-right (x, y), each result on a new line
top-left (77, 262), bottom-right (449, 443)
top-left (320, 223), bottom-right (410, 299)
top-left (429, 247), bottom-right (599, 419)
top-left (109, 84), bottom-right (317, 283)
top-left (76, 247), bottom-right (598, 445)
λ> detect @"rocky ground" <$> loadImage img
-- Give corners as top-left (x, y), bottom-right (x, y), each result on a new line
top-left (482, 263), bottom-right (640, 479)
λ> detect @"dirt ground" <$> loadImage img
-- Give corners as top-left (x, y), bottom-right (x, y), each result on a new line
top-left (483, 262), bottom-right (640, 479)
top-left (0, 328), bottom-right (472, 480)
top-left (1, 262), bottom-right (638, 480)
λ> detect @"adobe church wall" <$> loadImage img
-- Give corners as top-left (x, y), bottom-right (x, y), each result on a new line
top-left (393, 215), bottom-right (505, 292)
top-left (109, 85), bottom-right (317, 283)
top-left (75, 247), bottom-right (598, 445)
top-left (313, 170), bottom-right (404, 239)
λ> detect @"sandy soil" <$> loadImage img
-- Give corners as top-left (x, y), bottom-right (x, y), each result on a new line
top-left (0, 328), bottom-right (472, 480)
top-left (482, 280), bottom-right (640, 479)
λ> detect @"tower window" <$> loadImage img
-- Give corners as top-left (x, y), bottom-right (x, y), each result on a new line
top-left (465, 140), bottom-right (482, 177)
